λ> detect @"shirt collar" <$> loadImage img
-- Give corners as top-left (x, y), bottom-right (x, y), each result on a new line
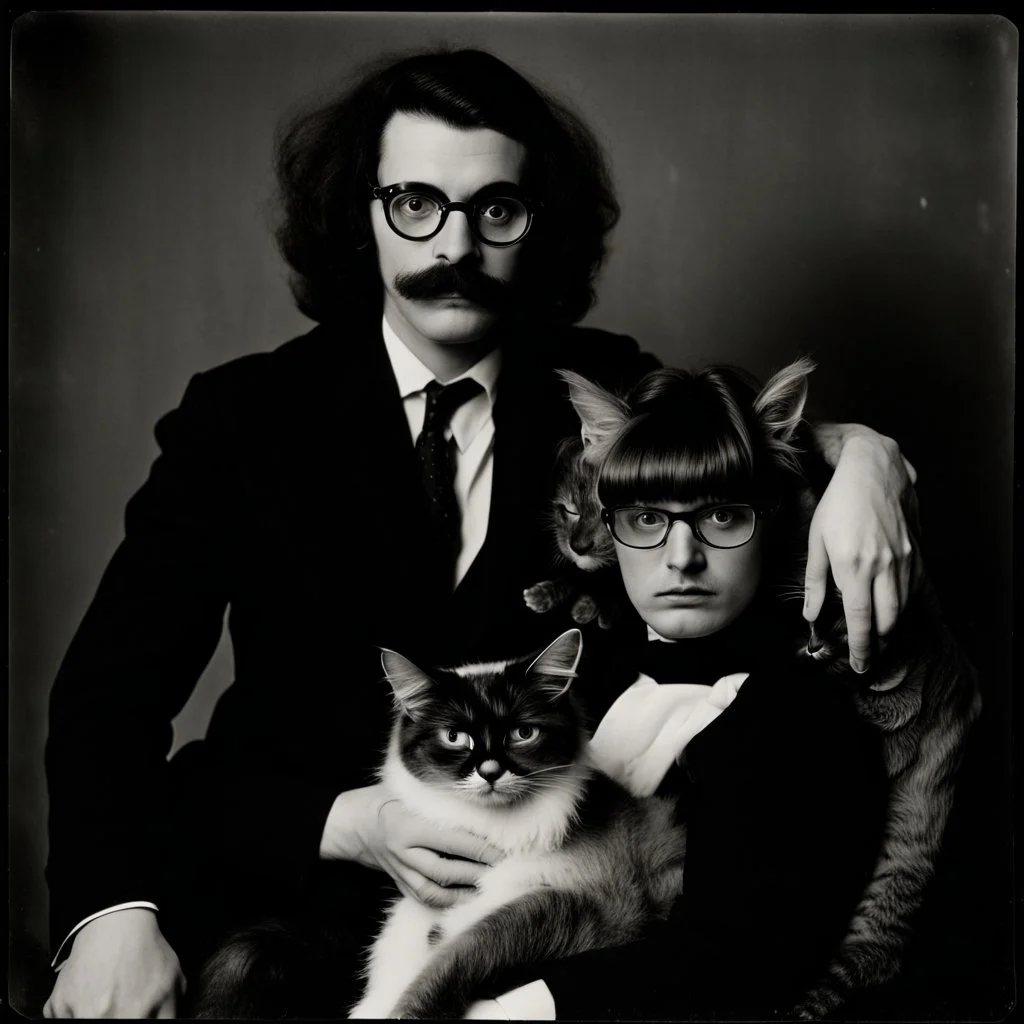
top-left (647, 624), bottom-right (679, 643)
top-left (381, 315), bottom-right (501, 405)
top-left (381, 315), bottom-right (501, 453)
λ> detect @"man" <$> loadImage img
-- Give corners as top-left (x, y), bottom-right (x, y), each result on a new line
top-left (43, 49), bottom-right (915, 1018)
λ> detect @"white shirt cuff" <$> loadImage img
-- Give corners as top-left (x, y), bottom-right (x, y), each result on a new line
top-left (464, 980), bottom-right (556, 1019)
top-left (51, 901), bottom-right (160, 969)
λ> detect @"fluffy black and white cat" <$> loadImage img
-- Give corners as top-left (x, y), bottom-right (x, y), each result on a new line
top-left (349, 628), bottom-right (687, 1020)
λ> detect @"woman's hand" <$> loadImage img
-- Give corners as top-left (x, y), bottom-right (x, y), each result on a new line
top-left (805, 424), bottom-right (918, 673)
top-left (320, 784), bottom-right (503, 908)
top-left (42, 908), bottom-right (183, 1018)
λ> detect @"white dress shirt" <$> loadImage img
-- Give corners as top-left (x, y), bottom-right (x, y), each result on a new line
top-left (381, 316), bottom-right (500, 589)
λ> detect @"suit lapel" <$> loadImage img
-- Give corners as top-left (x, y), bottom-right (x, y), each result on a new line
top-left (454, 328), bottom-right (573, 624)
top-left (351, 328), bottom-right (455, 629)
top-left (268, 318), bottom-right (448, 644)
top-left (267, 318), bottom-right (582, 662)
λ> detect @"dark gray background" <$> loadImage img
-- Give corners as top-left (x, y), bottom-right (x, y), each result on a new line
top-left (10, 11), bottom-right (1016, 1017)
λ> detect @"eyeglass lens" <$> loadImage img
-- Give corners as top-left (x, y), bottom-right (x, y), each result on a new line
top-left (611, 506), bottom-right (756, 549)
top-left (387, 191), bottom-right (530, 244)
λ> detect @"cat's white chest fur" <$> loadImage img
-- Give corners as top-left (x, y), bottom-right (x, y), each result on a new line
top-left (348, 739), bottom-right (590, 1018)
top-left (381, 733), bottom-right (589, 854)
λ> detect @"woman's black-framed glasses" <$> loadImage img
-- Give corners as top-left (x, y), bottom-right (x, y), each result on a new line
top-left (370, 181), bottom-right (539, 247)
top-left (602, 504), bottom-right (763, 550)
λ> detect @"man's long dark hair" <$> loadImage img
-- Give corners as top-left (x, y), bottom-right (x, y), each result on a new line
top-left (274, 48), bottom-right (620, 326)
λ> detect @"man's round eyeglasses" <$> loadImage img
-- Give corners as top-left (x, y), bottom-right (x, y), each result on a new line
top-left (370, 182), bottom-right (539, 247)
top-left (601, 504), bottom-right (766, 550)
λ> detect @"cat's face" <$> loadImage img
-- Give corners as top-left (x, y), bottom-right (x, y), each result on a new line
top-left (382, 630), bottom-right (585, 807)
top-left (798, 584), bottom-right (907, 696)
top-left (551, 441), bottom-right (616, 571)
top-left (786, 486), bottom-right (872, 677)
top-left (799, 587), bottom-right (853, 674)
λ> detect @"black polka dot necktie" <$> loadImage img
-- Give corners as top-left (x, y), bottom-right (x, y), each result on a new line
top-left (416, 378), bottom-right (484, 584)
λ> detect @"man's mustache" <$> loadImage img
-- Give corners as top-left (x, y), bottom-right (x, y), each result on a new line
top-left (394, 263), bottom-right (513, 311)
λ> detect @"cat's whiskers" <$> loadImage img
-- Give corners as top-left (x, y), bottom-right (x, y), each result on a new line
top-left (517, 764), bottom-right (575, 779)
top-left (521, 783), bottom-right (575, 797)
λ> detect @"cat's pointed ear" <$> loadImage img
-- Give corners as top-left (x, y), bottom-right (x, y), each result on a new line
top-left (753, 357), bottom-right (814, 471)
top-left (753, 356), bottom-right (815, 443)
top-left (380, 649), bottom-right (435, 720)
top-left (557, 370), bottom-right (630, 455)
top-left (526, 628), bottom-right (583, 699)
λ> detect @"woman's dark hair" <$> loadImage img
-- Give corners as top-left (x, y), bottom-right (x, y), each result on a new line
top-left (597, 365), bottom-right (814, 584)
top-left (274, 48), bottom-right (619, 325)
top-left (598, 367), bottom-right (798, 508)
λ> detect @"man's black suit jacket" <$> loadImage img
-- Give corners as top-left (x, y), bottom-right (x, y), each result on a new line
top-left (44, 310), bottom-right (657, 960)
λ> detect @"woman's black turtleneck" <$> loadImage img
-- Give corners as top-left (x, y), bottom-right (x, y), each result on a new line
top-left (539, 597), bottom-right (889, 1021)
top-left (579, 592), bottom-right (804, 722)
top-left (638, 595), bottom-right (796, 684)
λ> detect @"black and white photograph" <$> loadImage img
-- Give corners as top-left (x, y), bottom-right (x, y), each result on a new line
top-left (9, 11), bottom-right (1016, 1020)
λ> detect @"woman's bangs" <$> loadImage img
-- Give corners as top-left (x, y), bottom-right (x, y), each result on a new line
top-left (598, 413), bottom-right (756, 507)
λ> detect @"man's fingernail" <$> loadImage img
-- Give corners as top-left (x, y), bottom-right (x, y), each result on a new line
top-left (852, 658), bottom-right (867, 674)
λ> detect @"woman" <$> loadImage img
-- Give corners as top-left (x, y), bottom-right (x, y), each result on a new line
top-left (498, 358), bottom-right (890, 1020)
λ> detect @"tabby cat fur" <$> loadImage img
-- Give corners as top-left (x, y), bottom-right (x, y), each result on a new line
top-left (787, 469), bottom-right (982, 1018)
top-left (523, 435), bottom-right (620, 628)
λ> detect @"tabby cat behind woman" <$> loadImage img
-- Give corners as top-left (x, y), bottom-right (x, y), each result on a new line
top-left (789, 489), bottom-right (982, 1019)
top-left (523, 435), bottom-right (620, 627)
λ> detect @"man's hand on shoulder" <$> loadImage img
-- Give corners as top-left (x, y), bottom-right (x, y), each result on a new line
top-left (43, 908), bottom-right (183, 1019)
top-left (804, 423), bottom-right (917, 673)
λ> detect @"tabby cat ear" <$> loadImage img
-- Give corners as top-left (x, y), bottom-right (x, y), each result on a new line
top-left (526, 628), bottom-right (583, 699)
top-left (752, 356), bottom-right (815, 443)
top-left (380, 649), bottom-right (435, 719)
top-left (556, 370), bottom-right (630, 455)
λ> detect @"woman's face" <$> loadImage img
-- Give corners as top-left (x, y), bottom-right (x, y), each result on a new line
top-left (611, 500), bottom-right (763, 640)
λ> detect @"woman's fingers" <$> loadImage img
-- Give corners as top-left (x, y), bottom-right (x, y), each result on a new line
top-left (871, 567), bottom-right (901, 640)
top-left (424, 827), bottom-right (504, 866)
top-left (379, 793), bottom-right (502, 865)
top-left (390, 862), bottom-right (465, 908)
top-left (802, 524), bottom-right (830, 626)
top-left (837, 581), bottom-right (873, 675)
top-left (369, 794), bottom-right (499, 906)
top-left (404, 846), bottom-right (488, 888)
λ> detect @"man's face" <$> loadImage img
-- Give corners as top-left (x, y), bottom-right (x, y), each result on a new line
top-left (372, 112), bottom-right (528, 353)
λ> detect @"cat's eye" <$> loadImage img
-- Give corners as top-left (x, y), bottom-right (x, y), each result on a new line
top-left (558, 503), bottom-right (580, 519)
top-left (507, 724), bottom-right (540, 746)
top-left (438, 728), bottom-right (474, 750)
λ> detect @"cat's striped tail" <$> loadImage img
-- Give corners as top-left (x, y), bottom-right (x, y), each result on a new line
top-left (792, 665), bottom-right (982, 1020)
